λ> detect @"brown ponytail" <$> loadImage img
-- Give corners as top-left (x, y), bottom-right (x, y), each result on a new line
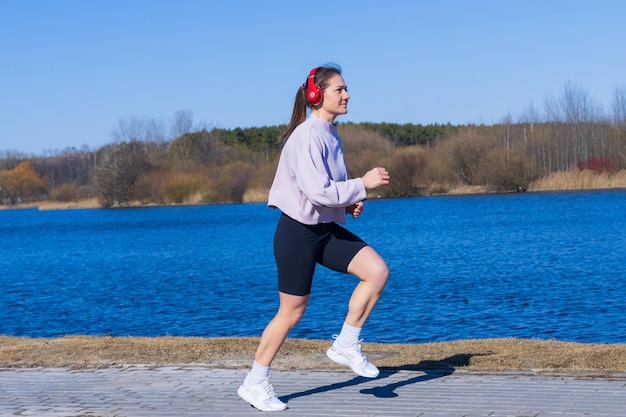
top-left (278, 64), bottom-right (342, 142)
top-left (279, 85), bottom-right (309, 141)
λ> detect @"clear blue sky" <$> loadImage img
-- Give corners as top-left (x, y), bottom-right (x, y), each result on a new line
top-left (2, 0), bottom-right (625, 155)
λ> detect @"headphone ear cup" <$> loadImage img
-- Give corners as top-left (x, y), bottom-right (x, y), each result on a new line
top-left (306, 67), bottom-right (323, 106)
top-left (307, 85), bottom-right (322, 106)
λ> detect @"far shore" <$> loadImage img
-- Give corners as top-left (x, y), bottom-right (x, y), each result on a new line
top-left (3, 173), bottom-right (626, 212)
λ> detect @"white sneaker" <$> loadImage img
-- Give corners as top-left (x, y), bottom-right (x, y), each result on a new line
top-left (237, 378), bottom-right (287, 412)
top-left (326, 340), bottom-right (380, 378)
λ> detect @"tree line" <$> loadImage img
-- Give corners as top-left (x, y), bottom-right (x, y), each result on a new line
top-left (2, 83), bottom-right (626, 207)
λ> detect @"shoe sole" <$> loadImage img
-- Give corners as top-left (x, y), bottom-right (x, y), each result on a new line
top-left (237, 385), bottom-right (287, 412)
top-left (326, 347), bottom-right (380, 378)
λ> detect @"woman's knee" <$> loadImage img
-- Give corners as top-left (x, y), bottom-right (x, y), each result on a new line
top-left (348, 247), bottom-right (390, 286)
top-left (277, 293), bottom-right (309, 328)
top-left (370, 259), bottom-right (390, 288)
top-left (281, 307), bottom-right (306, 328)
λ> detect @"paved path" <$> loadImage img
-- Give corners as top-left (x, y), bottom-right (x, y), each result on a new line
top-left (1, 366), bottom-right (625, 416)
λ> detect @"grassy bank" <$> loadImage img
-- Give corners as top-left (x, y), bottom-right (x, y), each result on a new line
top-left (2, 336), bottom-right (626, 377)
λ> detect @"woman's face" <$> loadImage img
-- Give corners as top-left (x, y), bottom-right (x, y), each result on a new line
top-left (320, 74), bottom-right (350, 120)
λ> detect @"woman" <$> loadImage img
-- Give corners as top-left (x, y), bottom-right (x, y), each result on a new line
top-left (238, 64), bottom-right (390, 412)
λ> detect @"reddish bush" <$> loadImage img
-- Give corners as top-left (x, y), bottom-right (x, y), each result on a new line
top-left (576, 157), bottom-right (613, 173)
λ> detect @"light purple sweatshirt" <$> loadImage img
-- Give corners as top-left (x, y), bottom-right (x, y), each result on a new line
top-left (268, 114), bottom-right (367, 225)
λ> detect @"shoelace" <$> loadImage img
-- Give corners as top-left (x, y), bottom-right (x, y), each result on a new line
top-left (262, 382), bottom-right (279, 401)
top-left (350, 343), bottom-right (368, 364)
top-left (332, 335), bottom-right (370, 365)
top-left (340, 341), bottom-right (369, 365)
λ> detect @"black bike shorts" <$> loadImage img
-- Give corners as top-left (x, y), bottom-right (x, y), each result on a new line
top-left (273, 213), bottom-right (368, 296)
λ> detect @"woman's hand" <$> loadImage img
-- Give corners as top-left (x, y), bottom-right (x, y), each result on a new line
top-left (361, 167), bottom-right (390, 189)
top-left (346, 201), bottom-right (364, 219)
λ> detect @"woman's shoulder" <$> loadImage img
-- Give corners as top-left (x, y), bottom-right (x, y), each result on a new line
top-left (290, 116), bottom-right (319, 140)
top-left (286, 115), bottom-right (336, 149)
top-left (303, 115), bottom-right (337, 136)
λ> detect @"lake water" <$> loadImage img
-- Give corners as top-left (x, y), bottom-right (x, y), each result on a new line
top-left (1, 190), bottom-right (625, 344)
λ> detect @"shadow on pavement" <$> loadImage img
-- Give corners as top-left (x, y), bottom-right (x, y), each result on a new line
top-left (281, 353), bottom-right (489, 402)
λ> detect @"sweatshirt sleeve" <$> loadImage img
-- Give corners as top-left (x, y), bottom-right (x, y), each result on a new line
top-left (294, 129), bottom-right (366, 208)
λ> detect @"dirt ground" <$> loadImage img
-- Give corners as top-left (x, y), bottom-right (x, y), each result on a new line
top-left (2, 336), bottom-right (626, 377)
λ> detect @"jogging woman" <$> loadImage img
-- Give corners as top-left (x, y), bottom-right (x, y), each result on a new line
top-left (238, 64), bottom-right (390, 412)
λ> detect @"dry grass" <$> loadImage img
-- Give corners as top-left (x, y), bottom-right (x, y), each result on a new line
top-left (0, 197), bottom-right (101, 211)
top-left (529, 169), bottom-right (626, 191)
top-left (243, 187), bottom-right (270, 203)
top-left (2, 336), bottom-right (626, 377)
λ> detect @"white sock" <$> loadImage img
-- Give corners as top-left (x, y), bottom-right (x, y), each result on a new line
top-left (334, 322), bottom-right (362, 348)
top-left (244, 360), bottom-right (270, 386)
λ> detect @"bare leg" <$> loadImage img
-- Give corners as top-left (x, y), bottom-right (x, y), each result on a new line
top-left (345, 246), bottom-right (389, 327)
top-left (240, 293), bottom-right (306, 411)
top-left (324, 246), bottom-right (388, 378)
top-left (254, 292), bottom-right (310, 367)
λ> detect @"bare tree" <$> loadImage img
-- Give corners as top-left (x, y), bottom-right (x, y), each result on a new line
top-left (612, 85), bottom-right (626, 127)
top-left (169, 110), bottom-right (196, 171)
top-left (96, 142), bottom-right (149, 207)
top-left (518, 102), bottom-right (541, 171)
top-left (386, 146), bottom-right (426, 196)
top-left (170, 109), bottom-right (194, 140)
top-left (611, 86), bottom-right (626, 168)
top-left (110, 116), bottom-right (166, 144)
top-left (559, 81), bottom-right (603, 164)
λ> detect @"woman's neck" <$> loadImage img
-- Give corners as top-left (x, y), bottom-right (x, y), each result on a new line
top-left (312, 108), bottom-right (337, 124)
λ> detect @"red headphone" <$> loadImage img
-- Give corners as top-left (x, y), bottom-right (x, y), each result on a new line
top-left (306, 67), bottom-right (322, 106)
